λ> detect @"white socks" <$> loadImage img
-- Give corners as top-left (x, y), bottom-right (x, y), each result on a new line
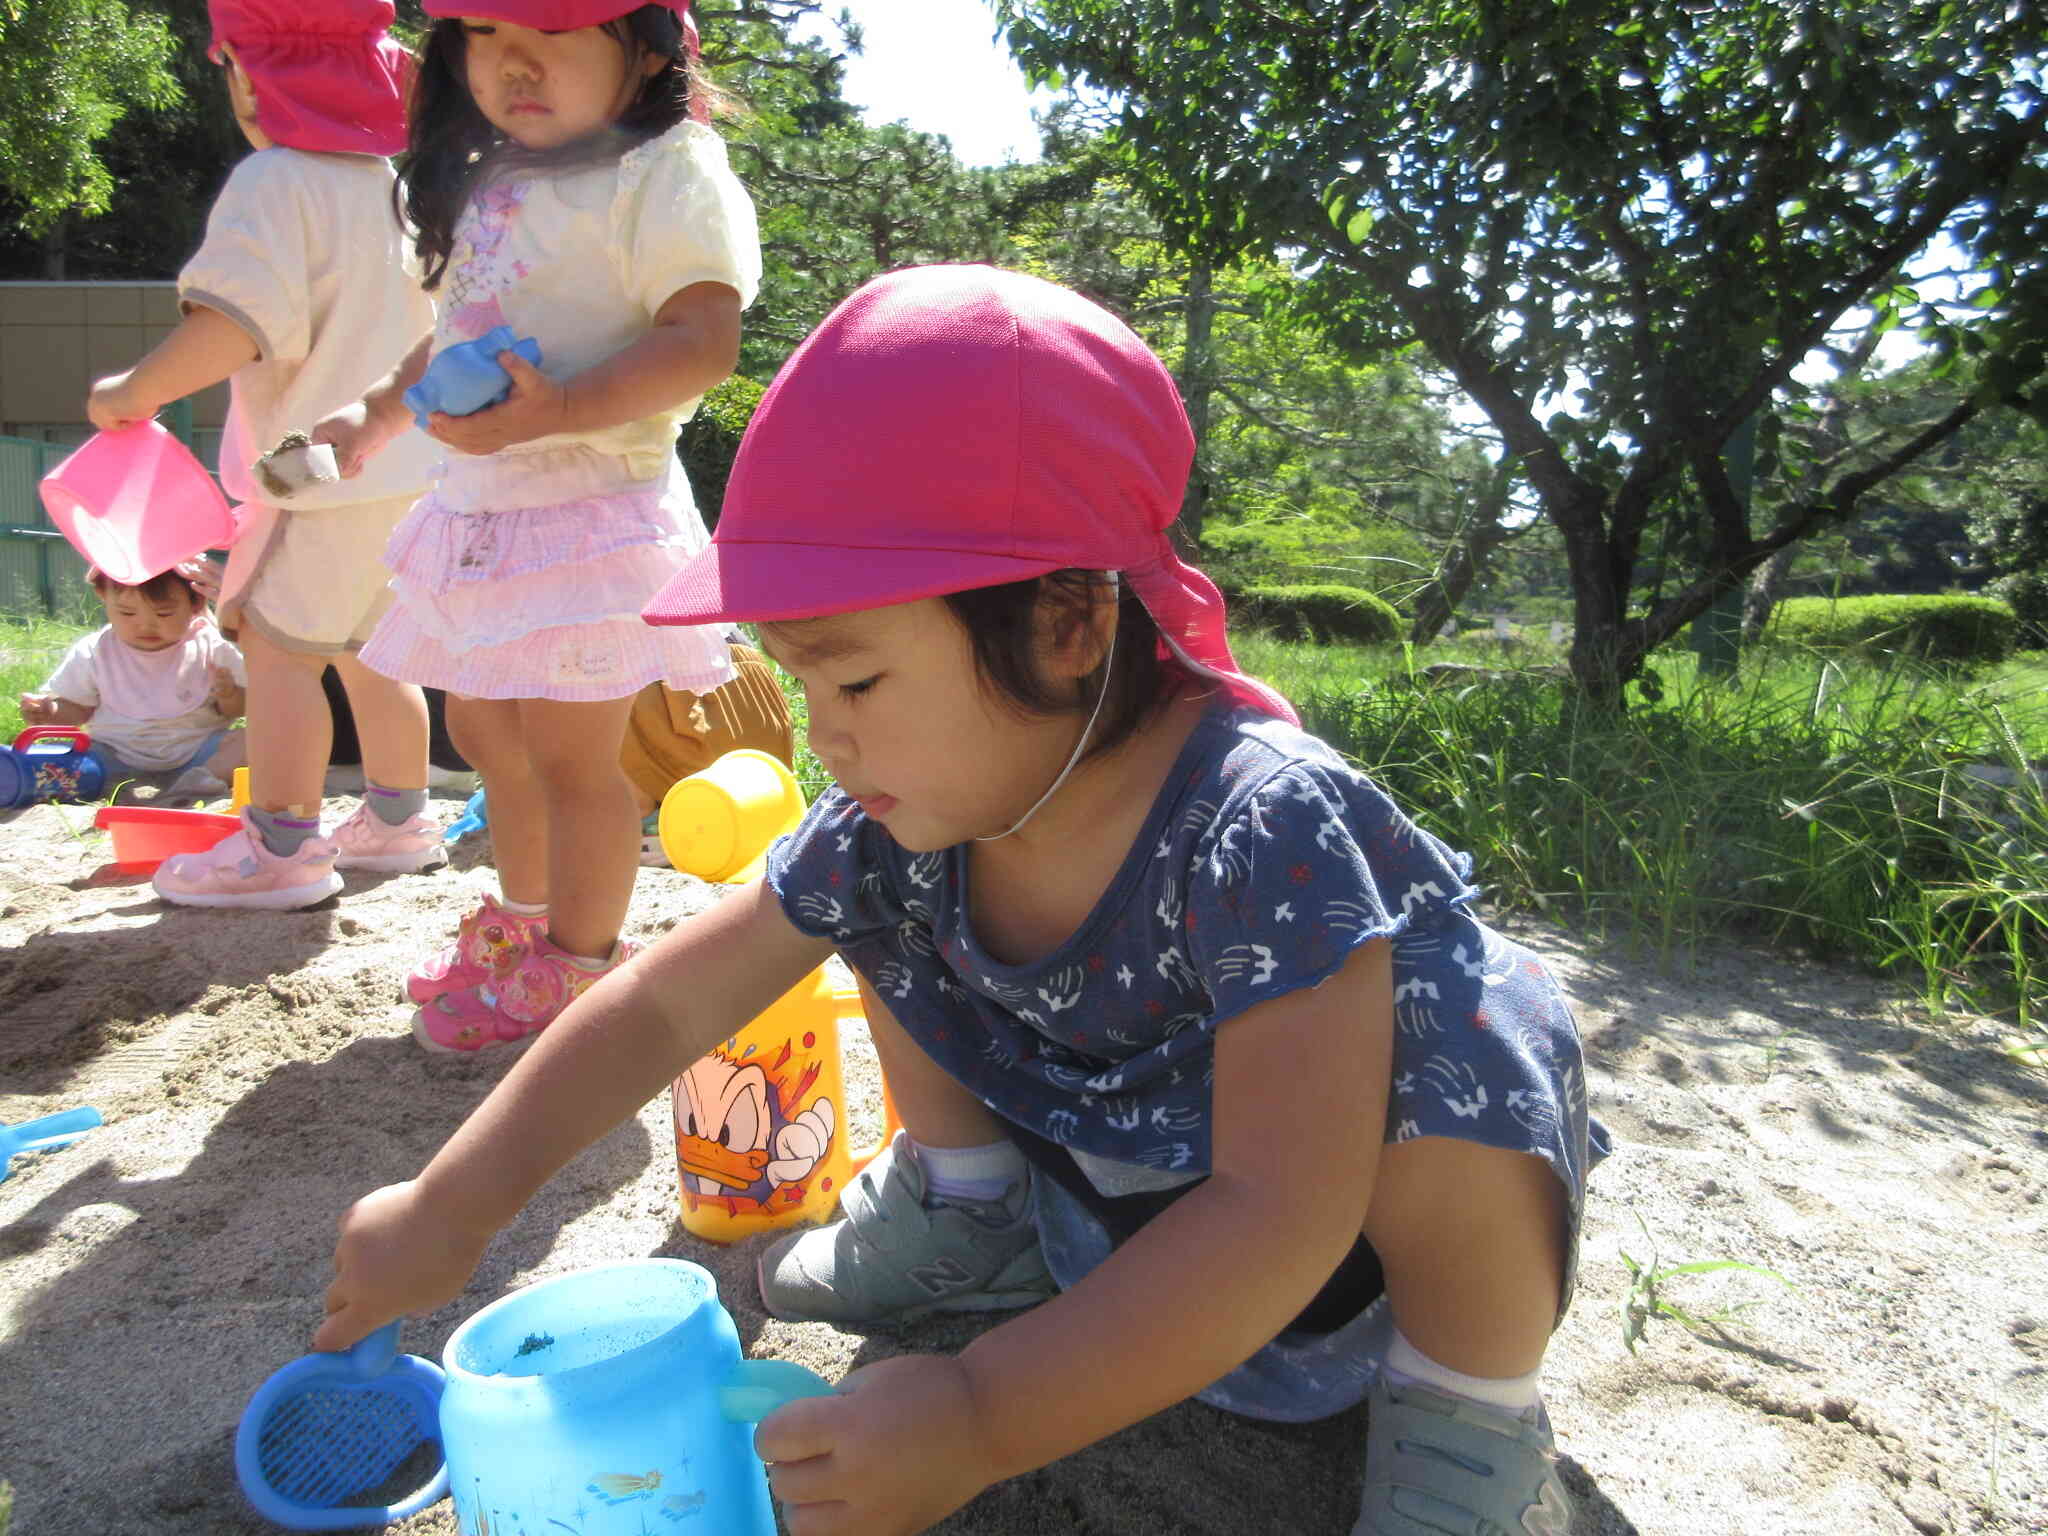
top-left (910, 1136), bottom-right (1028, 1204)
top-left (499, 895), bottom-right (547, 918)
top-left (1385, 1327), bottom-right (1543, 1420)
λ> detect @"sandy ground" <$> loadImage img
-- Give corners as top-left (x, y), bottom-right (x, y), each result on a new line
top-left (1, 783), bottom-right (2044, 1536)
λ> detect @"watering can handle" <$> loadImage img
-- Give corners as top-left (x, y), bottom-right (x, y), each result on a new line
top-left (719, 1359), bottom-right (836, 1423)
top-left (12, 726), bottom-right (93, 754)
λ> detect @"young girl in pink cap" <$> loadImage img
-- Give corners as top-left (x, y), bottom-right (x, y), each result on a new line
top-left (320, 0), bottom-right (759, 1047)
top-left (90, 0), bottom-right (445, 911)
top-left (318, 266), bottom-right (1607, 1536)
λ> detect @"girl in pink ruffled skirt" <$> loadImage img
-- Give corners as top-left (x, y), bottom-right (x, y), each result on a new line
top-left (321, 0), bottom-right (757, 1050)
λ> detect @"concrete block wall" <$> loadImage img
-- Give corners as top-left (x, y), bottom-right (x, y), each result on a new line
top-left (0, 282), bottom-right (230, 436)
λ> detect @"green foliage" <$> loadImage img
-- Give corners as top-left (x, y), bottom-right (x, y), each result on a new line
top-left (675, 374), bottom-right (766, 529)
top-left (1989, 572), bottom-right (2048, 651)
top-left (1233, 630), bottom-right (2048, 1023)
top-left (1766, 595), bottom-right (2019, 665)
top-left (999, 0), bottom-right (2048, 706)
top-left (1237, 584), bottom-right (1401, 647)
top-left (0, 0), bottom-right (181, 235)
top-left (1620, 1213), bottom-right (1795, 1356)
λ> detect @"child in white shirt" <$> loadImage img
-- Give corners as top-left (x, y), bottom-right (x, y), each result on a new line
top-left (85, 0), bottom-right (445, 911)
top-left (20, 566), bottom-right (248, 792)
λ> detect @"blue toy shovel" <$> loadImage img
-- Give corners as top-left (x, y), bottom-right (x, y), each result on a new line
top-left (234, 1321), bottom-right (449, 1531)
top-left (0, 1106), bottom-right (102, 1182)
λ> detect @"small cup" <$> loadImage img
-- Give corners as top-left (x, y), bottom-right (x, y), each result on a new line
top-left (658, 749), bottom-right (806, 885)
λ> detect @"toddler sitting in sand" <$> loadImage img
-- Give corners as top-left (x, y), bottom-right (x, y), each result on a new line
top-left (19, 564), bottom-right (248, 798)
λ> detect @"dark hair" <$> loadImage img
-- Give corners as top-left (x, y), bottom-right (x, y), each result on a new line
top-left (90, 568), bottom-right (202, 606)
top-left (943, 571), bottom-right (1179, 761)
top-left (398, 6), bottom-right (702, 290)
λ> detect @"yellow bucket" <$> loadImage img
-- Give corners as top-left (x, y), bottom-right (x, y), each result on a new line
top-left (657, 748), bottom-right (805, 885)
top-left (672, 965), bottom-right (901, 1243)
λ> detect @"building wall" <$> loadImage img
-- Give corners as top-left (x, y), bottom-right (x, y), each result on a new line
top-left (0, 281), bottom-right (230, 441)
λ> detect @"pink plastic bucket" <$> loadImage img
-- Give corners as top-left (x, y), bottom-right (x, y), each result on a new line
top-left (39, 421), bottom-right (238, 586)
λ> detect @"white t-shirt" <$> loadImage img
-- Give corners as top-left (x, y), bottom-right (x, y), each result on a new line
top-left (40, 621), bottom-right (247, 771)
top-left (180, 147), bottom-right (440, 512)
top-left (432, 121), bottom-right (762, 483)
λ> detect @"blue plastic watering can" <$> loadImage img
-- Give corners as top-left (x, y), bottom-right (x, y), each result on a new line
top-left (437, 1259), bottom-right (833, 1536)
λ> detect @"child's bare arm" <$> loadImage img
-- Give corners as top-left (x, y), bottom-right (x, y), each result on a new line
top-left (87, 306), bottom-right (260, 432)
top-left (426, 281), bottom-right (741, 456)
top-left (18, 694), bottom-right (94, 727)
top-left (758, 939), bottom-right (1394, 1532)
top-left (315, 879), bottom-right (834, 1351)
top-left (312, 330), bottom-right (434, 478)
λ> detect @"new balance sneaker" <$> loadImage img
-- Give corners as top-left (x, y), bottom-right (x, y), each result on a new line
top-left (404, 894), bottom-right (546, 1006)
top-left (1351, 1376), bottom-right (1575, 1536)
top-left (331, 801), bottom-right (447, 873)
top-left (412, 932), bottom-right (639, 1053)
top-left (151, 810), bottom-right (343, 911)
top-left (756, 1131), bottom-right (1054, 1325)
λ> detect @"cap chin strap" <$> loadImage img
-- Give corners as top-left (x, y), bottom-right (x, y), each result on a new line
top-left (976, 573), bottom-right (1120, 843)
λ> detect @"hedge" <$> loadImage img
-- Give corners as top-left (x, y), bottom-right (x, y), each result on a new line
top-left (1765, 593), bottom-right (2019, 664)
top-left (1235, 583), bottom-right (1403, 646)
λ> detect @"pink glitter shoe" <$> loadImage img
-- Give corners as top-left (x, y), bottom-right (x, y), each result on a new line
top-left (331, 801), bottom-right (447, 873)
top-left (151, 810), bottom-right (343, 911)
top-left (412, 933), bottom-right (640, 1054)
top-left (404, 894), bottom-right (547, 1006)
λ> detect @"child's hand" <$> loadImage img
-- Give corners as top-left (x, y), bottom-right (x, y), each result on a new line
top-left (427, 350), bottom-right (568, 456)
top-left (87, 371), bottom-right (159, 433)
top-left (208, 667), bottom-right (245, 719)
top-left (18, 694), bottom-right (89, 727)
top-left (314, 1180), bottom-right (492, 1353)
top-left (177, 556), bottom-right (224, 604)
top-left (756, 1354), bottom-right (1007, 1535)
top-left (312, 399), bottom-right (402, 479)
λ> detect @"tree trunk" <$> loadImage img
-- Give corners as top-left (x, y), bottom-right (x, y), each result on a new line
top-left (1409, 458), bottom-right (1515, 643)
top-left (40, 218), bottom-right (67, 280)
top-left (1740, 543), bottom-right (1797, 645)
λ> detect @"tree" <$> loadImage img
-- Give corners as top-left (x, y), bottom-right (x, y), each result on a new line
top-left (0, 0), bottom-right (181, 251)
top-left (999, 0), bottom-right (2048, 706)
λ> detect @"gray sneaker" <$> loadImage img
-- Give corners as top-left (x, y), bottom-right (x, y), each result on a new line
top-left (756, 1132), bottom-right (1055, 1325)
top-left (1352, 1376), bottom-right (1575, 1536)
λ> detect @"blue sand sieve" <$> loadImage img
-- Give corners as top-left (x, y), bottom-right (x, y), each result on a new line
top-left (234, 1320), bottom-right (449, 1531)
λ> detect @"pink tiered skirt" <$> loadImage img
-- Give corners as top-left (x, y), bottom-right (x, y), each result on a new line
top-left (360, 445), bottom-right (735, 702)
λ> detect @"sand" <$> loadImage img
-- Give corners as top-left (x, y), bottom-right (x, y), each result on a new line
top-left (1, 783), bottom-right (2043, 1535)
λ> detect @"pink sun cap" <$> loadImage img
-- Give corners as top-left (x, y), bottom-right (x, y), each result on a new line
top-left (207, 0), bottom-right (412, 157)
top-left (644, 264), bottom-right (1297, 724)
top-left (421, 0), bottom-right (688, 26)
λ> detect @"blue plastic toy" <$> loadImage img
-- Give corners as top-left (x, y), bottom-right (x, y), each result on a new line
top-left (1, 727), bottom-right (108, 809)
top-left (402, 326), bottom-right (544, 429)
top-left (234, 1320), bottom-right (448, 1531)
top-left (443, 788), bottom-right (487, 844)
top-left (436, 1260), bottom-right (833, 1536)
top-left (0, 1106), bottom-right (102, 1181)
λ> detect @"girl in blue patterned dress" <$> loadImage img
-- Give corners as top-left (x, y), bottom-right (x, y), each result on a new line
top-left (319, 265), bottom-right (1610, 1536)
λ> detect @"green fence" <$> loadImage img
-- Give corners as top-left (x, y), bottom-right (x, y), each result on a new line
top-left (0, 419), bottom-right (226, 621)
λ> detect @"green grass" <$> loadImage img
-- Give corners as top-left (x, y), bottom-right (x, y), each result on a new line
top-left (0, 616), bottom-right (91, 741)
top-left (1233, 630), bottom-right (2046, 1031)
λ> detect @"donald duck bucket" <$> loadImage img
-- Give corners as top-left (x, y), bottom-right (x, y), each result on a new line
top-left (671, 967), bottom-right (896, 1243)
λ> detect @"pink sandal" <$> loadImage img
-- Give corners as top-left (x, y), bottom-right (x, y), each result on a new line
top-left (413, 933), bottom-right (640, 1053)
top-left (405, 894), bottom-right (547, 1006)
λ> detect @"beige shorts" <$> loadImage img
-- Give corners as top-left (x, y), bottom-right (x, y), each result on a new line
top-left (231, 494), bottom-right (417, 655)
